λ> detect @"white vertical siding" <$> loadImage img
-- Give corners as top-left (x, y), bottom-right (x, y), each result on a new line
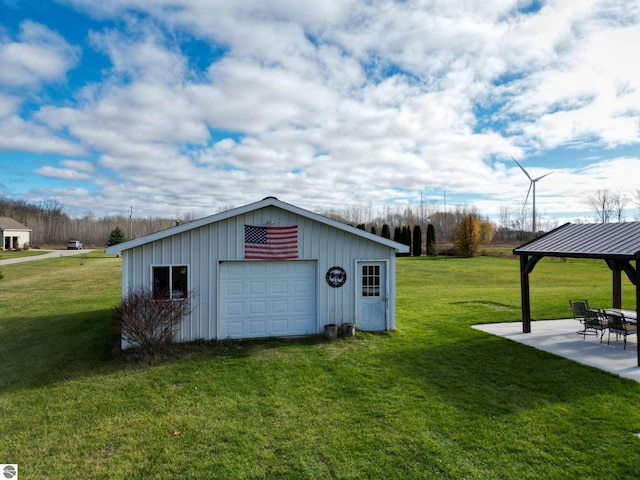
top-left (121, 205), bottom-right (398, 342)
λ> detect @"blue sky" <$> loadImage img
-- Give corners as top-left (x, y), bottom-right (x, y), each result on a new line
top-left (1, 0), bottom-right (639, 226)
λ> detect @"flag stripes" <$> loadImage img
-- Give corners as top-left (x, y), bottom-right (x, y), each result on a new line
top-left (244, 225), bottom-right (298, 260)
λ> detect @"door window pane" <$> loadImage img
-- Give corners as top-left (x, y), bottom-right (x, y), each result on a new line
top-left (362, 265), bottom-right (380, 297)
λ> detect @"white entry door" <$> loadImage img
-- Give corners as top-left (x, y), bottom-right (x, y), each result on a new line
top-left (356, 261), bottom-right (387, 331)
top-left (219, 260), bottom-right (317, 339)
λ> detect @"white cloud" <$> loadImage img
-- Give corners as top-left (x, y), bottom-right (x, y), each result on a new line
top-left (0, 115), bottom-right (86, 155)
top-left (36, 165), bottom-right (92, 181)
top-left (88, 27), bottom-right (188, 85)
top-left (2, 0), bottom-right (640, 219)
top-left (0, 94), bottom-right (19, 118)
top-left (60, 159), bottom-right (95, 172)
top-left (0, 21), bottom-right (79, 88)
top-left (35, 159), bottom-right (96, 181)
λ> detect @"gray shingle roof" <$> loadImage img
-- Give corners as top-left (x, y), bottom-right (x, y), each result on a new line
top-left (513, 222), bottom-right (640, 260)
top-left (0, 217), bottom-right (30, 230)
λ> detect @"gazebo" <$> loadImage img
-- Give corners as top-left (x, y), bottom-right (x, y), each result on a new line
top-left (513, 222), bottom-right (640, 366)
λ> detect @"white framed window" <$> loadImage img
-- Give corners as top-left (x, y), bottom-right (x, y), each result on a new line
top-left (152, 265), bottom-right (188, 299)
top-left (361, 264), bottom-right (381, 297)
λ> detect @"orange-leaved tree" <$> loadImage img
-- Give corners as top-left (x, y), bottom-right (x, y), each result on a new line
top-left (454, 214), bottom-right (481, 257)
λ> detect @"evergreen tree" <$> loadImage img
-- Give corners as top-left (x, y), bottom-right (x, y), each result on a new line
top-left (426, 223), bottom-right (436, 256)
top-left (381, 224), bottom-right (391, 239)
top-left (393, 226), bottom-right (402, 243)
top-left (107, 226), bottom-right (127, 247)
top-left (412, 225), bottom-right (422, 256)
top-left (401, 226), bottom-right (411, 256)
top-left (370, 225), bottom-right (377, 235)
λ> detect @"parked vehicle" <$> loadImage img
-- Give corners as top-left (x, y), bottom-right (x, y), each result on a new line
top-left (67, 240), bottom-right (83, 250)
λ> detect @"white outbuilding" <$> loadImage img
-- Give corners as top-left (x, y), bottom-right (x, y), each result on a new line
top-left (106, 197), bottom-right (409, 347)
top-left (0, 217), bottom-right (31, 250)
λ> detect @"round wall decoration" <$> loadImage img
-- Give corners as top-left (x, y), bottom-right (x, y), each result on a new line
top-left (326, 266), bottom-right (347, 288)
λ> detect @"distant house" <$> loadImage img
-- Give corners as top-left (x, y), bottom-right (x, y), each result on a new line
top-left (106, 197), bottom-right (409, 348)
top-left (0, 217), bottom-right (31, 250)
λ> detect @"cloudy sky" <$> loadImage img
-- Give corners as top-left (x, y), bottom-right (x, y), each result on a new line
top-left (1, 0), bottom-right (639, 223)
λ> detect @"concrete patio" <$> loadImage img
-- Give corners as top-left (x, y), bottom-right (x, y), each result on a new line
top-left (473, 319), bottom-right (640, 383)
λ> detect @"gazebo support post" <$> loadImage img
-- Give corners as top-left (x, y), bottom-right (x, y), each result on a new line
top-left (636, 257), bottom-right (640, 367)
top-left (520, 255), bottom-right (531, 333)
top-left (612, 268), bottom-right (622, 309)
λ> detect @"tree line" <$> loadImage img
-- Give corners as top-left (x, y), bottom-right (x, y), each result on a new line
top-left (587, 189), bottom-right (640, 223)
top-left (0, 197), bottom-right (176, 248)
top-left (2, 196), bottom-right (518, 256)
top-left (352, 205), bottom-right (497, 257)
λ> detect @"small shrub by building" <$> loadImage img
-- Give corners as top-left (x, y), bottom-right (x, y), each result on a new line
top-left (114, 286), bottom-right (192, 359)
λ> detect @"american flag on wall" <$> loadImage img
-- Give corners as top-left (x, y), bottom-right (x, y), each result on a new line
top-left (244, 225), bottom-right (298, 260)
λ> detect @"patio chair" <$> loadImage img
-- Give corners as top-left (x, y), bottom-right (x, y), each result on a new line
top-left (606, 312), bottom-right (638, 350)
top-left (569, 299), bottom-right (592, 334)
top-left (583, 309), bottom-right (607, 342)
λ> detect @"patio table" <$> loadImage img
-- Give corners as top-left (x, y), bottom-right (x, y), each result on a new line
top-left (603, 308), bottom-right (637, 324)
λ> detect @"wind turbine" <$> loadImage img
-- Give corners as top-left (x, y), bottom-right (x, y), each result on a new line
top-left (512, 157), bottom-right (552, 234)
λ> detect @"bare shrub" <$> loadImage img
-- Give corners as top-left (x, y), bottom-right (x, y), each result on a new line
top-left (115, 286), bottom-right (192, 359)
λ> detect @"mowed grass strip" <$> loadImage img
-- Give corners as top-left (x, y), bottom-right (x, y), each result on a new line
top-left (1, 254), bottom-right (639, 479)
top-left (0, 249), bottom-right (48, 260)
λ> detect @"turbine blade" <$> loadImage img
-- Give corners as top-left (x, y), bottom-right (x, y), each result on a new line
top-left (512, 156), bottom-right (532, 181)
top-left (533, 171), bottom-right (553, 181)
top-left (524, 182), bottom-right (532, 209)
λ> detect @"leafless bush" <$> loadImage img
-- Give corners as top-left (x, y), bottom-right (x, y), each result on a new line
top-left (114, 286), bottom-right (192, 359)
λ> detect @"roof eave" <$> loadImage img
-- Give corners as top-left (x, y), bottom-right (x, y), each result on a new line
top-left (106, 197), bottom-right (409, 254)
top-left (512, 251), bottom-right (638, 260)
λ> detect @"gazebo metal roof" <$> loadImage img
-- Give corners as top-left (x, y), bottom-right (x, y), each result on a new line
top-left (513, 222), bottom-right (640, 366)
top-left (514, 222), bottom-right (640, 260)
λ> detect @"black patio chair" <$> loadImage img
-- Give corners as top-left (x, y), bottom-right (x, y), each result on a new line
top-left (582, 309), bottom-right (607, 342)
top-left (606, 312), bottom-right (638, 350)
top-left (569, 299), bottom-right (593, 335)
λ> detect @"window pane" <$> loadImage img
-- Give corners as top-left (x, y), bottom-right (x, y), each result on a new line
top-left (153, 266), bottom-right (170, 299)
top-left (172, 266), bottom-right (188, 299)
top-left (361, 265), bottom-right (382, 297)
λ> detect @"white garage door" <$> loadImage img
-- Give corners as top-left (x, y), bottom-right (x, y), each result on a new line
top-left (219, 261), bottom-right (317, 339)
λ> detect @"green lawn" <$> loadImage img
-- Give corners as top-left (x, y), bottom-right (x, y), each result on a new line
top-left (1, 254), bottom-right (639, 479)
top-left (0, 249), bottom-right (48, 259)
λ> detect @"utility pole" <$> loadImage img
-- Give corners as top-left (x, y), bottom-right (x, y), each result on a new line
top-left (444, 190), bottom-right (447, 259)
top-left (129, 206), bottom-right (133, 240)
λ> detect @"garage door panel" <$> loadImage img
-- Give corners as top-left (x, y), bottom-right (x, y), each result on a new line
top-left (225, 302), bottom-right (243, 316)
top-left (293, 298), bottom-right (312, 312)
top-left (225, 263), bottom-right (245, 277)
top-left (220, 261), bottom-right (317, 339)
top-left (249, 281), bottom-right (267, 295)
top-left (249, 320), bottom-right (267, 335)
top-left (272, 299), bottom-right (288, 313)
top-left (249, 301), bottom-right (266, 314)
top-left (226, 321), bottom-right (245, 336)
top-left (272, 318), bottom-right (288, 334)
top-left (272, 280), bottom-right (288, 294)
top-left (291, 318), bottom-right (310, 331)
top-left (249, 264), bottom-right (267, 275)
top-left (294, 280), bottom-right (313, 294)
top-left (271, 263), bottom-right (289, 275)
top-left (225, 281), bottom-right (244, 296)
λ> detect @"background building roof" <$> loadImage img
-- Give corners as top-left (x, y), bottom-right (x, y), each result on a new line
top-left (0, 217), bottom-right (30, 231)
